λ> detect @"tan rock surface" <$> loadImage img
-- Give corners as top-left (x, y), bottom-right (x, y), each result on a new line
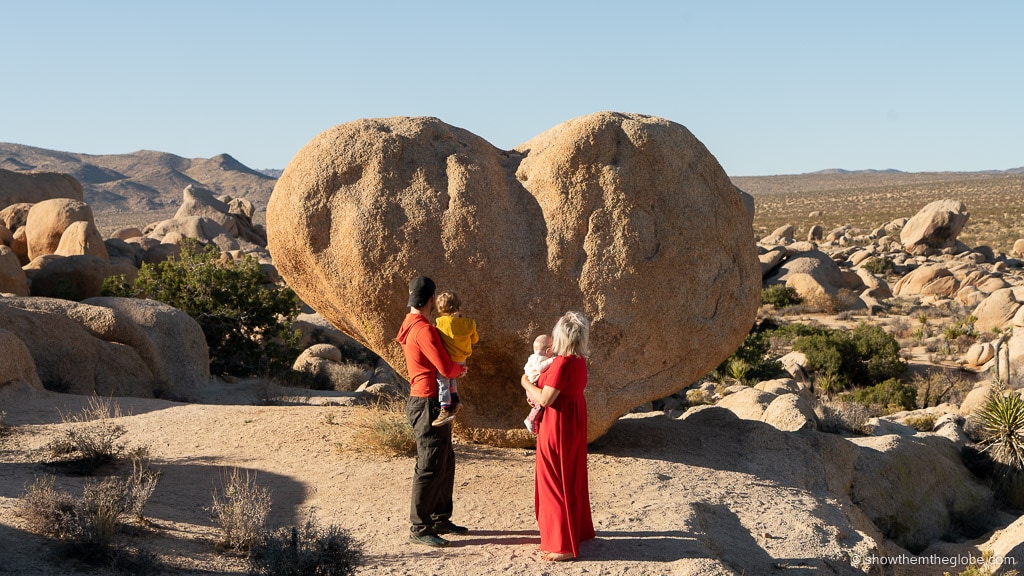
top-left (24, 197), bottom-right (94, 260)
top-left (0, 246), bottom-right (29, 296)
top-left (893, 264), bottom-right (960, 297)
top-left (0, 202), bottom-right (33, 231)
top-left (0, 327), bottom-right (42, 389)
top-left (848, 433), bottom-right (992, 552)
top-left (900, 199), bottom-right (970, 254)
top-left (82, 297), bottom-right (211, 400)
top-left (54, 220), bottom-right (109, 259)
top-left (0, 168), bottom-right (83, 209)
top-left (715, 387), bottom-right (777, 420)
top-left (267, 113), bottom-right (761, 446)
top-left (973, 288), bottom-right (1022, 333)
top-left (0, 297), bottom-right (156, 396)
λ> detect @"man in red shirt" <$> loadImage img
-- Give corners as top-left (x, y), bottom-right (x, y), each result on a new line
top-left (396, 276), bottom-right (469, 547)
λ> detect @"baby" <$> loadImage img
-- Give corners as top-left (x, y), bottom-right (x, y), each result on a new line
top-left (523, 334), bottom-right (555, 434)
top-left (433, 291), bottom-right (479, 427)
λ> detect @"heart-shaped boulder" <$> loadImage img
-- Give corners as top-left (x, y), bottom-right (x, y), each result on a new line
top-left (267, 112), bottom-right (759, 446)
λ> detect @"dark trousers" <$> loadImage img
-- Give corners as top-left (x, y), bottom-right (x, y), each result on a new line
top-left (406, 396), bottom-right (455, 535)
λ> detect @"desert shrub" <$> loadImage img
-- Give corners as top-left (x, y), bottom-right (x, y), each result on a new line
top-left (104, 238), bottom-right (301, 377)
top-left (48, 397), bottom-right (127, 471)
top-left (761, 285), bottom-right (802, 309)
top-left (794, 322), bottom-right (906, 389)
top-left (862, 256), bottom-right (895, 276)
top-left (972, 388), bottom-right (1024, 506)
top-left (347, 399), bottom-right (416, 457)
top-left (17, 475), bottom-right (79, 539)
top-left (685, 389), bottom-right (711, 406)
top-left (302, 362), bottom-right (369, 392)
top-left (903, 413), bottom-right (938, 432)
top-left (713, 319), bottom-right (785, 384)
top-left (17, 469), bottom-right (159, 560)
top-left (913, 370), bottom-right (974, 408)
top-left (211, 468), bottom-right (272, 553)
top-left (815, 399), bottom-right (874, 435)
top-left (843, 378), bottom-right (917, 413)
top-left (249, 513), bottom-right (363, 576)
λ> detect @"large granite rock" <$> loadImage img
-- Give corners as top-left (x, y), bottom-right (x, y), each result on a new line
top-left (24, 198), bottom-right (95, 261)
top-left (0, 168), bottom-right (83, 209)
top-left (900, 200), bottom-right (970, 255)
top-left (82, 297), bottom-right (211, 400)
top-left (0, 297), bottom-right (156, 396)
top-left (267, 113), bottom-right (761, 446)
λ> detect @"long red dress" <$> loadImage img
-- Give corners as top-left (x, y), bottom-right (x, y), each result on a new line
top-left (535, 354), bottom-right (595, 557)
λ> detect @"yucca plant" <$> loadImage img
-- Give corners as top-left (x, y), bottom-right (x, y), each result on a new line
top-left (974, 387), bottom-right (1024, 506)
top-left (726, 358), bottom-right (751, 384)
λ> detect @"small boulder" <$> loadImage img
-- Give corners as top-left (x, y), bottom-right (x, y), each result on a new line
top-left (1013, 239), bottom-right (1024, 259)
top-left (0, 246), bottom-right (29, 296)
top-left (761, 393), bottom-right (818, 432)
top-left (963, 342), bottom-right (996, 367)
top-left (111, 227), bottom-right (144, 241)
top-left (807, 224), bottom-right (823, 242)
top-left (0, 202), bottom-right (33, 231)
top-left (0, 328), bottom-right (43, 389)
top-left (54, 220), bottom-right (109, 260)
top-left (959, 383), bottom-right (993, 417)
top-left (715, 387), bottom-right (777, 420)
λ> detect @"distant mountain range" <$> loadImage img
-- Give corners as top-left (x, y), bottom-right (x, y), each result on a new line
top-left (2, 142), bottom-right (1020, 213)
top-left (0, 143), bottom-right (277, 213)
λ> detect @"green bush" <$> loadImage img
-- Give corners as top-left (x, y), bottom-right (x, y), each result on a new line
top-left (713, 319), bottom-right (784, 384)
top-left (761, 285), bottom-right (802, 309)
top-left (794, 322), bottom-right (906, 389)
top-left (843, 378), bottom-right (917, 413)
top-left (104, 239), bottom-right (301, 377)
top-left (862, 256), bottom-right (895, 276)
top-left (249, 514), bottom-right (363, 576)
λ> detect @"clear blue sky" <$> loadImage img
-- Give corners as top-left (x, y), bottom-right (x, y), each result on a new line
top-left (2, 1), bottom-right (1021, 176)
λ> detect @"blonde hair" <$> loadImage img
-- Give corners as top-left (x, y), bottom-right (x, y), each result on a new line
top-left (435, 291), bottom-right (461, 315)
top-left (551, 311), bottom-right (590, 357)
top-left (533, 334), bottom-right (552, 354)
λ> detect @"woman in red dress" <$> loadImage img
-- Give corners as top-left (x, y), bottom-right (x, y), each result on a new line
top-left (520, 311), bottom-right (595, 561)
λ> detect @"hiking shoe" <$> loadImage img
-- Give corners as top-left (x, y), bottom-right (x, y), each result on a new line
top-left (409, 533), bottom-right (450, 547)
top-left (433, 520), bottom-right (469, 535)
top-left (432, 408), bottom-right (456, 427)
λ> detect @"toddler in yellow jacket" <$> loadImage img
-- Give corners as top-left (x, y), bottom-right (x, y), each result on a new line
top-left (433, 291), bottom-right (479, 427)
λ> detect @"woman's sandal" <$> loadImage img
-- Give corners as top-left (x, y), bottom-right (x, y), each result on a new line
top-left (541, 552), bottom-right (574, 562)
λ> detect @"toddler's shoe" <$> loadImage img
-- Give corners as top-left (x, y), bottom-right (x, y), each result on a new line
top-left (432, 408), bottom-right (456, 427)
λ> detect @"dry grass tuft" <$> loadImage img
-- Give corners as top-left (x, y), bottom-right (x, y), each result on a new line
top-left (48, 397), bottom-right (128, 471)
top-left (346, 398), bottom-right (416, 457)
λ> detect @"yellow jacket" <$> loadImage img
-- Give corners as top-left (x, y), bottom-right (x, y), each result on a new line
top-left (435, 315), bottom-right (479, 363)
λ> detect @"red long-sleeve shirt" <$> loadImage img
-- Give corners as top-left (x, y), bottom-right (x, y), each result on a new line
top-left (396, 313), bottom-right (466, 398)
